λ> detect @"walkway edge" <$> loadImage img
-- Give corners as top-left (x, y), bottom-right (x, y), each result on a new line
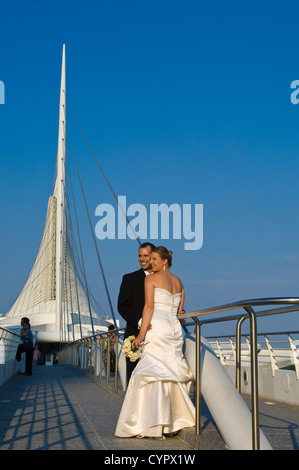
top-left (75, 367), bottom-right (227, 451)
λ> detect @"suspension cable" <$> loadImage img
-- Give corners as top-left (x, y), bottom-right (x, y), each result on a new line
top-left (64, 176), bottom-right (83, 340)
top-left (65, 120), bottom-right (117, 327)
top-left (65, 151), bottom-right (95, 336)
top-left (67, 212), bottom-right (83, 339)
top-left (66, 98), bottom-right (141, 246)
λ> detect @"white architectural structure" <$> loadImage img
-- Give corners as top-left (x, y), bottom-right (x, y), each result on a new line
top-left (0, 46), bottom-right (112, 343)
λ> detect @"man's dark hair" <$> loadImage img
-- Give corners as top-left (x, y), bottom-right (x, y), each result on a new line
top-left (139, 242), bottom-right (156, 250)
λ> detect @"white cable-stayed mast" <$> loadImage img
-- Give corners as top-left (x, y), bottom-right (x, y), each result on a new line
top-left (0, 46), bottom-right (112, 341)
top-left (53, 44), bottom-right (66, 341)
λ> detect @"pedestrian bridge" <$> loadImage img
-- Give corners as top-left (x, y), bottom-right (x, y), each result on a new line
top-left (0, 364), bottom-right (298, 452)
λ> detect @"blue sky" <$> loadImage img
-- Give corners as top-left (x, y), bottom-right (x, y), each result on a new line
top-left (1, 0), bottom-right (299, 335)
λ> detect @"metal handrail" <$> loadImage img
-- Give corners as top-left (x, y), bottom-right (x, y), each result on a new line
top-left (0, 326), bottom-right (21, 339)
top-left (178, 297), bottom-right (299, 450)
top-left (59, 297), bottom-right (299, 450)
top-left (59, 327), bottom-right (125, 387)
top-left (205, 329), bottom-right (299, 380)
top-left (184, 306), bottom-right (299, 394)
top-left (0, 326), bottom-right (21, 366)
top-left (179, 297), bottom-right (299, 321)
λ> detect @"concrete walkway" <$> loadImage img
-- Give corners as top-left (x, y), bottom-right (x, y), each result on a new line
top-left (0, 365), bottom-right (298, 451)
top-left (0, 365), bottom-right (200, 451)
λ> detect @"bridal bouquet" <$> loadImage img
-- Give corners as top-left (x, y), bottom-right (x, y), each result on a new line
top-left (122, 336), bottom-right (140, 362)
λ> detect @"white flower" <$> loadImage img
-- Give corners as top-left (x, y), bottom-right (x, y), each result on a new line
top-left (130, 352), bottom-right (139, 362)
top-left (122, 337), bottom-right (132, 352)
top-left (122, 336), bottom-right (140, 362)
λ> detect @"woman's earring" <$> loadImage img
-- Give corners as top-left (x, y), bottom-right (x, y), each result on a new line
top-left (163, 266), bottom-right (166, 271)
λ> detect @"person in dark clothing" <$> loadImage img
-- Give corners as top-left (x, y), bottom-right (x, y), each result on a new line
top-left (16, 318), bottom-right (34, 376)
top-left (104, 324), bottom-right (117, 373)
top-left (118, 242), bottom-right (155, 384)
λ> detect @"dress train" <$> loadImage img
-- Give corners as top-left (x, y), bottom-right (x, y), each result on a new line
top-left (115, 288), bottom-right (195, 438)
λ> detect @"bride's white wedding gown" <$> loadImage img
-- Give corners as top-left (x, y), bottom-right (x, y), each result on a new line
top-left (115, 287), bottom-right (195, 438)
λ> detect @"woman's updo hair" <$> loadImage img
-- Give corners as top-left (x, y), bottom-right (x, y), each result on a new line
top-left (152, 246), bottom-right (173, 268)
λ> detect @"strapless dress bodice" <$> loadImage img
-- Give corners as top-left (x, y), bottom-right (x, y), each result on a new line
top-left (154, 287), bottom-right (181, 315)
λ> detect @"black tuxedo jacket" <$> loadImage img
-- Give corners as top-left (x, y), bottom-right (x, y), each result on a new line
top-left (117, 268), bottom-right (146, 338)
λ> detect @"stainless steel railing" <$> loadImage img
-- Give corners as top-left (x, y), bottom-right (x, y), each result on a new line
top-left (179, 297), bottom-right (299, 450)
top-left (206, 330), bottom-right (299, 383)
top-left (59, 297), bottom-right (299, 450)
top-left (58, 327), bottom-right (125, 388)
top-left (0, 326), bottom-right (21, 361)
top-left (0, 326), bottom-right (22, 385)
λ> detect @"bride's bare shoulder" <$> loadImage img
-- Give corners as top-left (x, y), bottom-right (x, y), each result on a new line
top-left (170, 273), bottom-right (183, 290)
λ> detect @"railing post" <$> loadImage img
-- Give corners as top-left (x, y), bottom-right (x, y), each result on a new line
top-left (193, 317), bottom-right (201, 435)
top-left (85, 340), bottom-right (88, 371)
top-left (89, 338), bottom-right (93, 374)
top-left (265, 335), bottom-right (279, 377)
top-left (243, 306), bottom-right (259, 450)
top-left (77, 343), bottom-right (80, 367)
top-left (114, 336), bottom-right (119, 388)
top-left (106, 335), bottom-right (110, 383)
top-left (94, 337), bottom-right (98, 376)
top-left (236, 316), bottom-right (247, 392)
top-left (288, 333), bottom-right (299, 380)
top-left (81, 341), bottom-right (84, 369)
top-left (82, 340), bottom-right (85, 369)
top-left (79, 342), bottom-right (81, 367)
top-left (100, 338), bottom-right (104, 379)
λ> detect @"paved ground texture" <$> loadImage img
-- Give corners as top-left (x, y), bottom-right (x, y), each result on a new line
top-left (0, 364), bottom-right (298, 452)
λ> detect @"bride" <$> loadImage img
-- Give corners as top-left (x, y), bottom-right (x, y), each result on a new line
top-left (115, 246), bottom-right (195, 439)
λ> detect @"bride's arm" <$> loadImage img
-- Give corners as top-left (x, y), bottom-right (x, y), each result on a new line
top-left (177, 286), bottom-right (187, 324)
top-left (177, 286), bottom-right (185, 315)
top-left (132, 277), bottom-right (154, 349)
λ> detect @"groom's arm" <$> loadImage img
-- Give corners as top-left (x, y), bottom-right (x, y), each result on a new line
top-left (117, 274), bottom-right (140, 331)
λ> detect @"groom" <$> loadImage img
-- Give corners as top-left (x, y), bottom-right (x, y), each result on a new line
top-left (118, 242), bottom-right (155, 384)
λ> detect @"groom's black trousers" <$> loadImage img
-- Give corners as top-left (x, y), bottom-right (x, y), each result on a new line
top-left (126, 356), bottom-right (138, 386)
top-left (118, 268), bottom-right (146, 385)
